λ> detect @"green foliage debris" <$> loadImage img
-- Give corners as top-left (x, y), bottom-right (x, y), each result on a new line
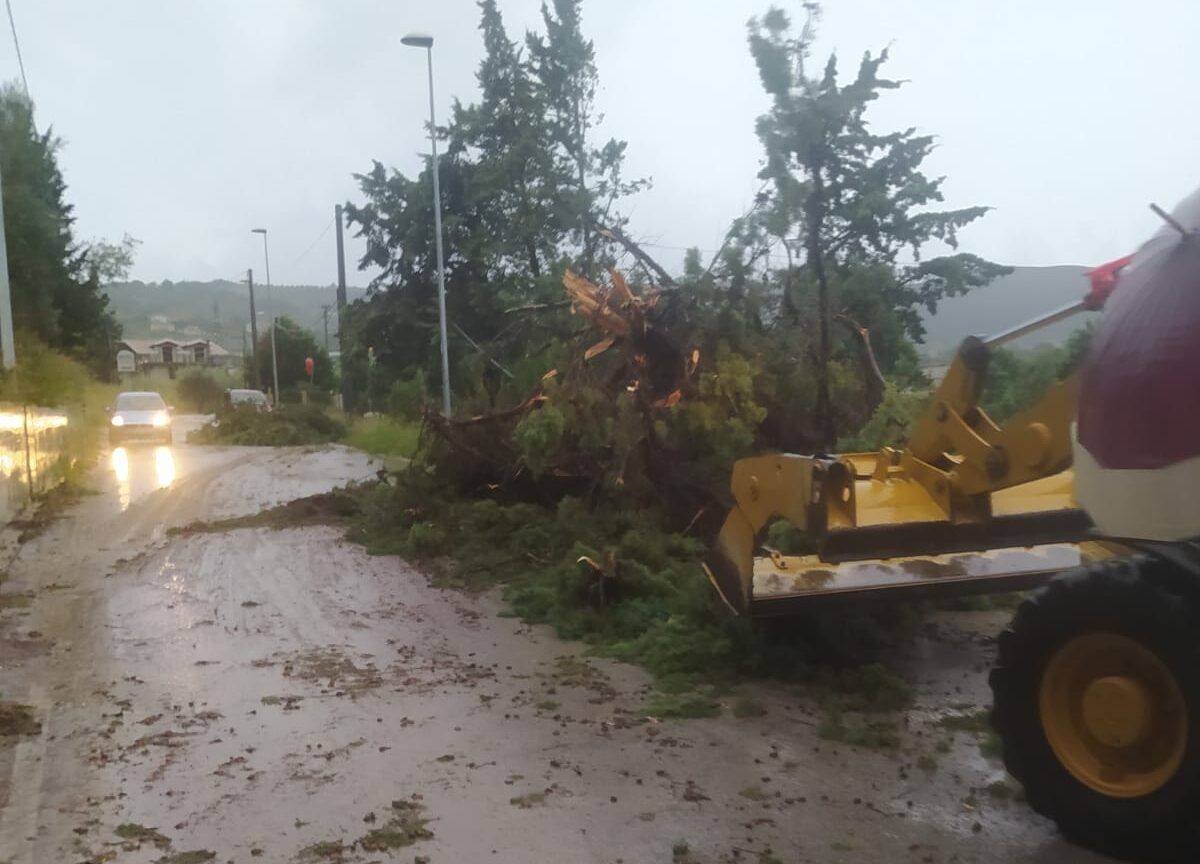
top-left (189, 404), bottom-right (347, 447)
top-left (115, 823), bottom-right (170, 849)
top-left (154, 852), bottom-right (215, 864)
top-left (298, 840), bottom-right (344, 861)
top-left (358, 800), bottom-right (432, 851)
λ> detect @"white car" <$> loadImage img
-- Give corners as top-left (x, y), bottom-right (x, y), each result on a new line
top-left (108, 391), bottom-right (173, 445)
top-left (225, 388), bottom-right (271, 412)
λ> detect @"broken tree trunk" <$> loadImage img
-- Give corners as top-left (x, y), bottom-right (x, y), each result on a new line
top-left (423, 269), bottom-right (697, 499)
top-left (835, 312), bottom-right (886, 410)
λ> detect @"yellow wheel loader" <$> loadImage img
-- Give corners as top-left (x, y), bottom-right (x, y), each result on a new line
top-left (707, 192), bottom-right (1200, 857)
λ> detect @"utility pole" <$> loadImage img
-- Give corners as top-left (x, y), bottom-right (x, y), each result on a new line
top-left (245, 269), bottom-right (260, 388)
top-left (251, 229), bottom-right (279, 404)
top-left (334, 203), bottom-right (351, 412)
top-left (0, 163), bottom-right (16, 369)
top-left (321, 304), bottom-right (332, 352)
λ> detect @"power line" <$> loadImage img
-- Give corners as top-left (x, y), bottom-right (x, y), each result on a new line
top-left (288, 217), bottom-right (335, 270)
top-left (5, 0), bottom-right (29, 102)
top-left (636, 239), bottom-right (796, 267)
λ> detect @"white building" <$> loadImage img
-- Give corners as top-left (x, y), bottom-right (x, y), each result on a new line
top-left (115, 337), bottom-right (234, 369)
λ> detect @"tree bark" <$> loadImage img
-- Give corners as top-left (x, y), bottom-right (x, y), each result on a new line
top-left (575, 102), bottom-right (593, 278)
top-left (835, 312), bottom-right (886, 409)
top-left (805, 168), bottom-right (837, 450)
top-left (527, 239), bottom-right (542, 279)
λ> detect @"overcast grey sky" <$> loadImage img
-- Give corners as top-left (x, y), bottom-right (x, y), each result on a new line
top-left (9, 1), bottom-right (1199, 288)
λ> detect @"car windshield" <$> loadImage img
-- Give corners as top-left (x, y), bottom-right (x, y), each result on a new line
top-left (115, 392), bottom-right (165, 411)
top-left (230, 390), bottom-right (266, 404)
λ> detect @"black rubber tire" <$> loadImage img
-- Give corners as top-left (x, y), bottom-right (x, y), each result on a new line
top-left (991, 556), bottom-right (1200, 861)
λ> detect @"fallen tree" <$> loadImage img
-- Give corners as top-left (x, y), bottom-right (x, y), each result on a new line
top-left (190, 404), bottom-right (347, 447)
top-left (421, 268), bottom-right (718, 524)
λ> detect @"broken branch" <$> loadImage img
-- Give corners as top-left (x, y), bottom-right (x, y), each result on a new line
top-left (595, 223), bottom-right (677, 288)
top-left (503, 299), bottom-right (572, 315)
top-left (835, 312), bottom-right (886, 404)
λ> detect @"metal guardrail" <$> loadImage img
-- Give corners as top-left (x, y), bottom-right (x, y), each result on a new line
top-left (0, 403), bottom-right (70, 524)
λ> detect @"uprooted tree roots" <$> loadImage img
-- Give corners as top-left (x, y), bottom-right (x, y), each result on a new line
top-left (422, 269), bottom-right (708, 523)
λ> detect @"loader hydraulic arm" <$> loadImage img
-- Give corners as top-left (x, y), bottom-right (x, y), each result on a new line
top-left (892, 335), bottom-right (1079, 521)
top-left (705, 255), bottom-right (1135, 613)
top-left (705, 333), bottom-right (1088, 612)
top-left (897, 252), bottom-right (1134, 513)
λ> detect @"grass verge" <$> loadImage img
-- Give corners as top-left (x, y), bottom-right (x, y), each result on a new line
top-left (342, 416), bottom-right (420, 460)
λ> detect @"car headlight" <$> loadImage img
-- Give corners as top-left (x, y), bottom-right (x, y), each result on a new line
top-left (151, 411), bottom-right (170, 427)
top-left (111, 415), bottom-right (125, 427)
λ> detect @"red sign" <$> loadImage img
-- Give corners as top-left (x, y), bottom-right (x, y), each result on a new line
top-left (304, 357), bottom-right (314, 376)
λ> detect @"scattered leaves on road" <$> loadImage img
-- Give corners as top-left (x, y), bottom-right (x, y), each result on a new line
top-left (0, 591), bottom-right (33, 610)
top-left (739, 786), bottom-right (767, 802)
top-left (299, 840), bottom-right (345, 861)
top-left (510, 791), bottom-right (547, 808)
top-left (358, 800), bottom-right (432, 851)
top-left (169, 487), bottom-right (368, 536)
top-left (114, 822), bottom-right (171, 849)
top-left (732, 696), bottom-right (767, 718)
top-left (155, 851), bottom-right (216, 864)
top-left (0, 701), bottom-right (40, 736)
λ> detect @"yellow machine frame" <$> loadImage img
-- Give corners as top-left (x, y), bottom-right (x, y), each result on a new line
top-left (706, 335), bottom-right (1101, 613)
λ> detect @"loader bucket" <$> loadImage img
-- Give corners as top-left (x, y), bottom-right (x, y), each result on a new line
top-left (705, 453), bottom-right (1097, 616)
top-left (704, 453), bottom-right (851, 613)
top-left (740, 543), bottom-right (1087, 614)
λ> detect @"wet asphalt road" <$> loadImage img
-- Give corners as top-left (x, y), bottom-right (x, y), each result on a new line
top-left (0, 419), bottom-right (1113, 863)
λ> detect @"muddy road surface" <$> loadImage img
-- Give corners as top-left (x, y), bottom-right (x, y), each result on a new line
top-left (0, 420), bottom-right (1111, 863)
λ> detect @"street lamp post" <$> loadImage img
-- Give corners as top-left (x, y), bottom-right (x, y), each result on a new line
top-left (0, 164), bottom-right (16, 369)
top-left (251, 228), bottom-right (280, 404)
top-left (401, 32), bottom-right (451, 418)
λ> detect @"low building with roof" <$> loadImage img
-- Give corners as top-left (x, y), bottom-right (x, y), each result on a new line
top-left (115, 337), bottom-right (234, 369)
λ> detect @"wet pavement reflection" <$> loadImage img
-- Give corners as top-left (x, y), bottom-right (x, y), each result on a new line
top-left (109, 445), bottom-right (177, 512)
top-left (0, 405), bottom-right (70, 522)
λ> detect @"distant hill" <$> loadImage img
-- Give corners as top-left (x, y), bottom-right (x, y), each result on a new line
top-left (918, 265), bottom-right (1096, 360)
top-left (103, 280), bottom-right (368, 355)
top-left (107, 266), bottom-right (1097, 363)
